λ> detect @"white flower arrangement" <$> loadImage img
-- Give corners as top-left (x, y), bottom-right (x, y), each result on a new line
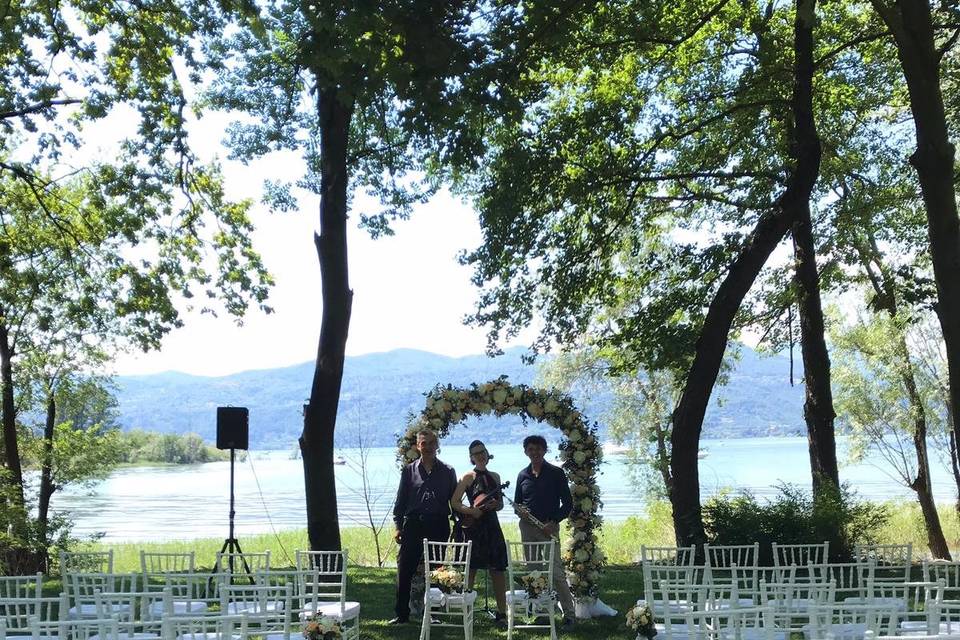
top-left (430, 566), bottom-right (465, 594)
top-left (626, 603), bottom-right (656, 639)
top-left (517, 570), bottom-right (552, 599)
top-left (302, 615), bottom-right (342, 640)
top-left (396, 378), bottom-right (605, 600)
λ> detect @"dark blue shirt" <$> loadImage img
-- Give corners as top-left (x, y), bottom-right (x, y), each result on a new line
top-left (514, 461), bottom-right (572, 524)
top-left (393, 458), bottom-right (457, 527)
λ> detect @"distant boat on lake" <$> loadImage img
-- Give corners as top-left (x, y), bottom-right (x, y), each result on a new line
top-left (334, 456), bottom-right (347, 465)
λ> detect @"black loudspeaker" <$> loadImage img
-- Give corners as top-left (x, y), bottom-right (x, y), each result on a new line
top-left (216, 406), bottom-right (249, 450)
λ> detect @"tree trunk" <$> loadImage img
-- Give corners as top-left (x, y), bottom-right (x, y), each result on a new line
top-left (791, 217), bottom-right (839, 493)
top-left (858, 238), bottom-right (951, 558)
top-left (669, 0), bottom-right (822, 547)
top-left (950, 432), bottom-right (960, 515)
top-left (37, 392), bottom-right (56, 547)
top-left (871, 0), bottom-right (960, 474)
top-left (301, 87), bottom-right (354, 552)
top-left (0, 319), bottom-right (24, 504)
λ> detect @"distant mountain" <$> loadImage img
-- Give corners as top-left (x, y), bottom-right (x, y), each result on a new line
top-left (114, 345), bottom-right (807, 449)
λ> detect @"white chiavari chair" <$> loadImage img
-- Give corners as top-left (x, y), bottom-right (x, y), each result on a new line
top-left (759, 577), bottom-right (834, 636)
top-left (505, 540), bottom-right (555, 640)
top-left (220, 583), bottom-right (290, 640)
top-left (772, 542), bottom-right (828, 584)
top-left (294, 552), bottom-right (358, 640)
top-left (641, 546), bottom-right (696, 567)
top-left (65, 573), bottom-right (138, 620)
top-left (807, 601), bottom-right (898, 639)
top-left (160, 613), bottom-right (246, 640)
top-left (139, 553), bottom-right (195, 576)
top-left (422, 540), bottom-right (474, 640)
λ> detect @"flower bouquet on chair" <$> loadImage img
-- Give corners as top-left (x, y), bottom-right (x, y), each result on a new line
top-left (517, 571), bottom-right (553, 600)
top-left (626, 604), bottom-right (656, 639)
top-left (430, 566), bottom-right (465, 594)
top-left (302, 615), bottom-right (343, 640)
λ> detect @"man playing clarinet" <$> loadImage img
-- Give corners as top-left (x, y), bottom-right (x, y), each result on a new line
top-left (514, 434), bottom-right (576, 629)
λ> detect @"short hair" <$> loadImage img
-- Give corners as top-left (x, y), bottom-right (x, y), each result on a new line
top-left (416, 429), bottom-right (438, 442)
top-left (523, 434), bottom-right (548, 451)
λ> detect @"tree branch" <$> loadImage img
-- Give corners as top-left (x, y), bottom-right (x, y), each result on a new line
top-left (0, 98), bottom-right (82, 121)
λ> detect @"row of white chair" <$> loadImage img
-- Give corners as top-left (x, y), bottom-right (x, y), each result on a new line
top-left (0, 550), bottom-right (360, 640)
top-left (420, 538), bottom-right (564, 640)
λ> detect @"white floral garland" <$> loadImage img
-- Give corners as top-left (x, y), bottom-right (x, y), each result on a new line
top-left (396, 377), bottom-right (606, 600)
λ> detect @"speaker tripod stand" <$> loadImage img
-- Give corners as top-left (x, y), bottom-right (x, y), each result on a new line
top-left (212, 447), bottom-right (254, 583)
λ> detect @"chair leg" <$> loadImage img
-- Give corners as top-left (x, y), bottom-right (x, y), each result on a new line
top-left (420, 607), bottom-right (430, 640)
top-left (507, 605), bottom-right (514, 640)
top-left (549, 601), bottom-right (557, 640)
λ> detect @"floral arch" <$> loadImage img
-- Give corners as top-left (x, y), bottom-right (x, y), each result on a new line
top-left (395, 377), bottom-right (606, 602)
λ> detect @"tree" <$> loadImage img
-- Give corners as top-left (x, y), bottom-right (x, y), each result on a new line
top-left (867, 0), bottom-right (960, 491)
top-left (205, 0), bottom-right (494, 550)
top-left (0, 1), bottom-right (273, 515)
top-left (454, 0), bottom-right (864, 544)
top-left (832, 302), bottom-right (951, 559)
top-left (538, 348), bottom-right (678, 500)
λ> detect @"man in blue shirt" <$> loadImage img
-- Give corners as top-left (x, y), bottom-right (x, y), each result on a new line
top-left (514, 434), bottom-right (575, 627)
top-left (389, 429), bottom-right (457, 624)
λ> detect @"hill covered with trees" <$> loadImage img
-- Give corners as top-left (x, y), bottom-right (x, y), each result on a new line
top-left (114, 346), bottom-right (806, 449)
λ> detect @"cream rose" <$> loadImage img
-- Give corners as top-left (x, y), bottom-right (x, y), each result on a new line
top-left (568, 430), bottom-right (582, 442)
top-left (492, 389), bottom-right (508, 404)
top-left (573, 451), bottom-right (587, 464)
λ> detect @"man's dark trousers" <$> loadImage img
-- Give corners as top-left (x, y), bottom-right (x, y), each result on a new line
top-left (394, 514), bottom-right (450, 620)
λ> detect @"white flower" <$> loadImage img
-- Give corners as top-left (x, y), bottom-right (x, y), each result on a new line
top-left (568, 430), bottom-right (582, 442)
top-left (573, 451), bottom-right (587, 464)
top-left (575, 549), bottom-right (589, 562)
top-left (544, 398), bottom-right (558, 413)
top-left (492, 389), bottom-right (508, 405)
top-left (527, 402), bottom-right (543, 417)
top-left (592, 549), bottom-right (604, 563)
top-left (580, 498), bottom-right (593, 511)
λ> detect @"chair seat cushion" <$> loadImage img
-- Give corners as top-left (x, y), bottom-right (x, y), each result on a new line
top-left (901, 620), bottom-right (960, 634)
top-left (175, 634), bottom-right (242, 640)
top-left (843, 596), bottom-right (907, 611)
top-left (441, 591), bottom-right (477, 607)
top-left (506, 589), bottom-right (529, 604)
top-left (69, 603), bottom-right (132, 619)
top-left (707, 598), bottom-right (756, 609)
top-left (225, 601), bottom-right (284, 615)
top-left (91, 633), bottom-right (160, 640)
top-left (148, 601), bottom-right (208, 616)
top-left (299, 601), bottom-right (360, 620)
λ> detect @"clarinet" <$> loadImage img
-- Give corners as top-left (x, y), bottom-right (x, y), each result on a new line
top-left (503, 494), bottom-right (558, 540)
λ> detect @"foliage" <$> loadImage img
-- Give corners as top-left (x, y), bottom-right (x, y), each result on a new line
top-left (114, 430), bottom-right (228, 465)
top-left (831, 305), bottom-right (948, 484)
top-left (398, 378), bottom-right (605, 599)
top-left (702, 483), bottom-right (890, 563)
top-left (538, 349), bottom-right (678, 500)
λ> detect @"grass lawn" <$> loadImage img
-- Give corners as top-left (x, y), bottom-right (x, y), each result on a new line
top-left (351, 565), bottom-right (642, 640)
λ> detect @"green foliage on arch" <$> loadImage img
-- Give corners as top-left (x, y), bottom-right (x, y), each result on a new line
top-left (396, 377), bottom-right (606, 599)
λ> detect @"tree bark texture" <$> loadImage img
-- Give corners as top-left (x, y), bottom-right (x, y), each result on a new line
top-left (301, 88), bottom-right (354, 552)
top-left (873, 0), bottom-right (960, 473)
top-left (0, 320), bottom-right (24, 504)
top-left (37, 393), bottom-right (56, 549)
top-left (669, 0), bottom-right (822, 547)
top-left (792, 217), bottom-right (839, 493)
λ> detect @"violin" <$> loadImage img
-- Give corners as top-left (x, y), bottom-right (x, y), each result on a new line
top-left (457, 480), bottom-right (510, 529)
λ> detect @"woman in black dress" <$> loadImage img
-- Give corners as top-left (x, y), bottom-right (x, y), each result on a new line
top-left (451, 439), bottom-right (508, 626)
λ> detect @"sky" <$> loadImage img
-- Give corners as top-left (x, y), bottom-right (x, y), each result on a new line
top-left (107, 108), bottom-right (503, 377)
top-left (112, 187), bottom-right (498, 377)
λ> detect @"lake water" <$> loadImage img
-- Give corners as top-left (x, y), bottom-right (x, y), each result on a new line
top-left (50, 437), bottom-right (960, 542)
